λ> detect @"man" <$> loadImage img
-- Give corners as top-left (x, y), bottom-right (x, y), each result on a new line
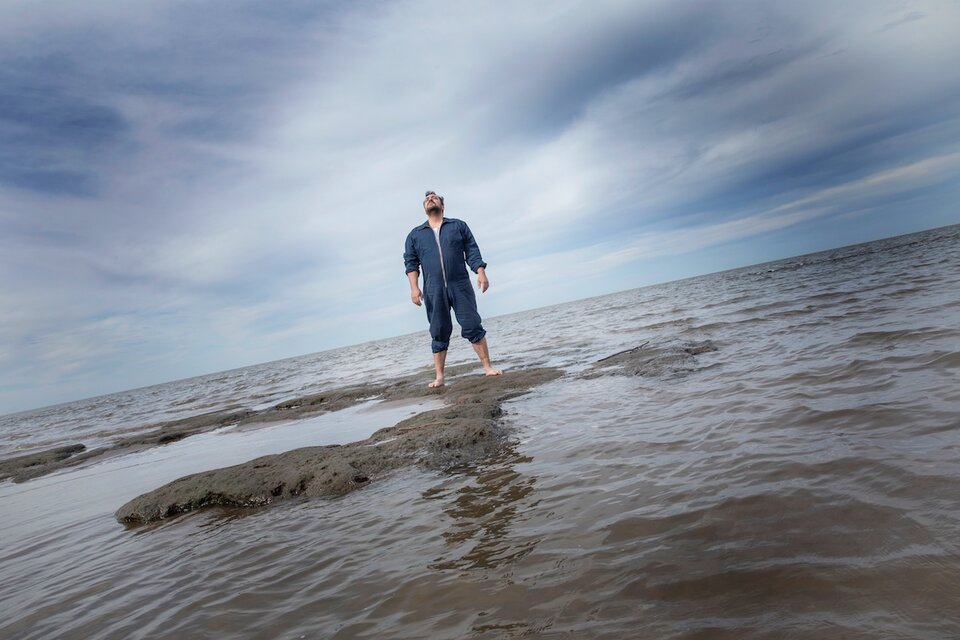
top-left (404, 190), bottom-right (502, 387)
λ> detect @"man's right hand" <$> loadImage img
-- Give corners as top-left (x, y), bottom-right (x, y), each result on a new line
top-left (411, 288), bottom-right (423, 306)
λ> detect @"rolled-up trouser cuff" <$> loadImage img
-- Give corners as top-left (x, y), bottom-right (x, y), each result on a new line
top-left (465, 328), bottom-right (486, 344)
top-left (424, 278), bottom-right (484, 354)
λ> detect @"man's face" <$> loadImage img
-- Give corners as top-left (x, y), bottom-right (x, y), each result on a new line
top-left (424, 193), bottom-right (443, 215)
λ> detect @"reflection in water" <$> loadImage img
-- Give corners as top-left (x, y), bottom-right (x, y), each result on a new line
top-left (2, 226), bottom-right (959, 638)
top-left (424, 446), bottom-right (538, 571)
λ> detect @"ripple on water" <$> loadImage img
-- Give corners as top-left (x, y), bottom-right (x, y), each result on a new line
top-left (2, 226), bottom-right (960, 638)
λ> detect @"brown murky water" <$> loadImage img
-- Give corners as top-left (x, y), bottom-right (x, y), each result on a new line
top-left (2, 225), bottom-right (959, 638)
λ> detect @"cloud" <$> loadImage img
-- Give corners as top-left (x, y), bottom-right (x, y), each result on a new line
top-left (877, 10), bottom-right (926, 33)
top-left (1, 0), bottom-right (959, 413)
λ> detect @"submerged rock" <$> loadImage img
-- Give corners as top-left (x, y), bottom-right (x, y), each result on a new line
top-left (0, 444), bottom-right (87, 483)
top-left (586, 340), bottom-right (718, 379)
top-left (115, 367), bottom-right (562, 525)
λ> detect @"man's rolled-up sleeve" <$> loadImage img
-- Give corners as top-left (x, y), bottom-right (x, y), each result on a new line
top-left (404, 232), bottom-right (420, 274)
top-left (461, 222), bottom-right (487, 273)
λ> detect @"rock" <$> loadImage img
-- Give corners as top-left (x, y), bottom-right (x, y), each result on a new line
top-left (116, 367), bottom-right (562, 525)
top-left (586, 340), bottom-right (718, 379)
top-left (0, 444), bottom-right (86, 482)
top-left (3, 363), bottom-right (491, 483)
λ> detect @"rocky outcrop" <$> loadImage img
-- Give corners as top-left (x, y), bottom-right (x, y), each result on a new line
top-left (585, 340), bottom-right (718, 379)
top-left (0, 444), bottom-right (88, 482)
top-left (116, 367), bottom-right (562, 525)
top-left (0, 363), bottom-right (475, 484)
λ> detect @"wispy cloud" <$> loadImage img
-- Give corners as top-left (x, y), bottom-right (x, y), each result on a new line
top-left (1, 0), bottom-right (959, 413)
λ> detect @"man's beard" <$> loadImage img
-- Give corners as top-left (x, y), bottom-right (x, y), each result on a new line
top-left (426, 205), bottom-right (441, 215)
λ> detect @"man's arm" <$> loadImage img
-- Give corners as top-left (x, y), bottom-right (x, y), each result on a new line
top-left (461, 222), bottom-right (487, 273)
top-left (404, 232), bottom-right (423, 306)
top-left (461, 222), bottom-right (490, 293)
top-left (476, 266), bottom-right (489, 293)
top-left (407, 270), bottom-right (422, 306)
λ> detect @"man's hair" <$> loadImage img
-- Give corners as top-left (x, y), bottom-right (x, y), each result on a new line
top-left (424, 190), bottom-right (444, 206)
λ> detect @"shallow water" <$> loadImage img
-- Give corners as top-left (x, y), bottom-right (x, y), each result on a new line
top-left (2, 224), bottom-right (959, 638)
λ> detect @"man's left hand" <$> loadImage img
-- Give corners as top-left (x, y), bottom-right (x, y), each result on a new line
top-left (477, 270), bottom-right (489, 293)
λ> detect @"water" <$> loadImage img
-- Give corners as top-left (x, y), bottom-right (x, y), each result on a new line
top-left (1, 224), bottom-right (959, 638)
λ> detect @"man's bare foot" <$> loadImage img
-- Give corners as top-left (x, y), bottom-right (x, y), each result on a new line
top-left (471, 338), bottom-right (501, 378)
top-left (428, 377), bottom-right (444, 388)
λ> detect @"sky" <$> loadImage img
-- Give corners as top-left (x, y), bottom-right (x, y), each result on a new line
top-left (2, 0), bottom-right (959, 414)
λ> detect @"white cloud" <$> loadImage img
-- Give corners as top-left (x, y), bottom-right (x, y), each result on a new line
top-left (2, 0), bottom-right (960, 412)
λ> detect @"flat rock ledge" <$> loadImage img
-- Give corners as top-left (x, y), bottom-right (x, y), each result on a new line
top-left (115, 367), bottom-right (562, 525)
top-left (584, 340), bottom-right (718, 379)
top-left (0, 444), bottom-right (88, 483)
top-left (0, 362), bottom-right (496, 483)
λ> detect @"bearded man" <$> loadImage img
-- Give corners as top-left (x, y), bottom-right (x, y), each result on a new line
top-left (403, 190), bottom-right (502, 387)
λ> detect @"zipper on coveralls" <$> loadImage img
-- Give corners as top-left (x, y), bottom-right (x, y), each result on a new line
top-left (434, 223), bottom-right (448, 288)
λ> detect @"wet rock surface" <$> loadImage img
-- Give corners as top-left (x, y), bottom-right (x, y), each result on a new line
top-left (0, 444), bottom-right (87, 483)
top-left (2, 341), bottom-right (718, 490)
top-left (115, 367), bottom-right (562, 525)
top-left (0, 363), bottom-right (475, 483)
top-left (584, 340), bottom-right (719, 379)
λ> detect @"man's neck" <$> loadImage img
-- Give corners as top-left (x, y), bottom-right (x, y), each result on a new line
top-left (427, 213), bottom-right (444, 228)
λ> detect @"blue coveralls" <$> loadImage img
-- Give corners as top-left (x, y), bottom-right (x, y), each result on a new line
top-left (404, 217), bottom-right (487, 353)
